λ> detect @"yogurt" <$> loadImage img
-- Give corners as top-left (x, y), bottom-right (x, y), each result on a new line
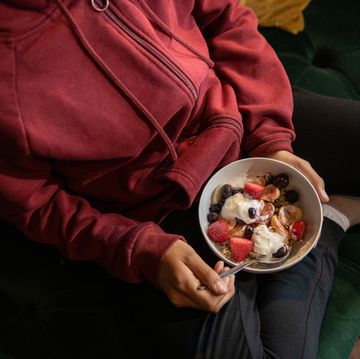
top-left (221, 193), bottom-right (261, 224)
top-left (252, 224), bottom-right (285, 257)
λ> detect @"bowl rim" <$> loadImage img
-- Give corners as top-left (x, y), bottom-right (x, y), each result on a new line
top-left (198, 157), bottom-right (323, 273)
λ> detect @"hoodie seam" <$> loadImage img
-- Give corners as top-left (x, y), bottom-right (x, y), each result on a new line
top-left (12, 43), bottom-right (31, 155)
top-left (122, 222), bottom-right (157, 282)
top-left (136, 0), bottom-right (214, 68)
top-left (167, 167), bottom-right (198, 193)
top-left (0, 1), bottom-right (66, 42)
top-left (100, 10), bottom-right (196, 104)
top-left (246, 136), bottom-right (294, 156)
top-left (128, 222), bottom-right (178, 284)
top-left (114, 2), bottom-right (201, 94)
top-left (205, 116), bottom-right (244, 138)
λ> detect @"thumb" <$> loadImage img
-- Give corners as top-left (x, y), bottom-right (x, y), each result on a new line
top-left (185, 253), bottom-right (228, 295)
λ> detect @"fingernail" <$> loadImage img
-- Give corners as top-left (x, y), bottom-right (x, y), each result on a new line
top-left (321, 189), bottom-right (329, 202)
top-left (215, 280), bottom-right (228, 294)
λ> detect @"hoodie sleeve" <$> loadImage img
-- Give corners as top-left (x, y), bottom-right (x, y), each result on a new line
top-left (0, 148), bottom-right (182, 285)
top-left (193, 0), bottom-right (295, 157)
top-left (0, 147), bottom-right (183, 285)
top-left (0, 39), bottom-right (181, 287)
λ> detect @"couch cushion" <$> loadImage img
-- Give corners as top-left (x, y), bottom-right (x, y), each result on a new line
top-left (318, 256), bottom-right (360, 359)
top-left (260, 0), bottom-right (360, 100)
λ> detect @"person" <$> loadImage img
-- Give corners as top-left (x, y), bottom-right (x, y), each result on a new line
top-left (0, 0), bottom-right (359, 358)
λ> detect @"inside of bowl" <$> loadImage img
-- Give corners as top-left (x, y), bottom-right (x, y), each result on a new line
top-left (198, 158), bottom-right (323, 273)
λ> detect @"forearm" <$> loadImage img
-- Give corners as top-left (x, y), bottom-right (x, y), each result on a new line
top-left (0, 155), bottom-right (182, 285)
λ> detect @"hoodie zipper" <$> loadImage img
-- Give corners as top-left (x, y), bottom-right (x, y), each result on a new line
top-left (98, 2), bottom-right (198, 102)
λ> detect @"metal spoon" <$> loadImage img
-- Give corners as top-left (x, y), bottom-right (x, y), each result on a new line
top-left (197, 245), bottom-right (291, 291)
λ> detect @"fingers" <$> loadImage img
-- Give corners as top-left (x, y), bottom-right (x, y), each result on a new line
top-left (165, 261), bottom-right (234, 313)
top-left (267, 150), bottom-right (329, 203)
top-left (158, 241), bottom-right (235, 312)
top-left (183, 250), bottom-right (228, 295)
top-left (292, 155), bottom-right (329, 202)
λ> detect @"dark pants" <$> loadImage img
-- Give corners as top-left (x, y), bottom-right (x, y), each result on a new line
top-left (123, 212), bottom-right (343, 359)
top-left (116, 87), bottom-right (360, 359)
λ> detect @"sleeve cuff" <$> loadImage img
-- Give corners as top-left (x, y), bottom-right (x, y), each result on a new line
top-left (131, 224), bottom-right (186, 286)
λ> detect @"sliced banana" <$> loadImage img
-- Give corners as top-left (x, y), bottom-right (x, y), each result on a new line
top-left (278, 205), bottom-right (303, 227)
top-left (253, 175), bottom-right (267, 186)
top-left (259, 202), bottom-right (275, 222)
top-left (211, 185), bottom-right (223, 205)
top-left (271, 214), bottom-right (289, 241)
top-left (261, 184), bottom-right (280, 202)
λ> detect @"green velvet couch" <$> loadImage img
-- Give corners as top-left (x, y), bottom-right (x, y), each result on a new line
top-left (0, 0), bottom-right (359, 358)
top-left (260, 0), bottom-right (360, 357)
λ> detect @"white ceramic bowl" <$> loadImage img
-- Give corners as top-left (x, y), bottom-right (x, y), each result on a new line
top-left (198, 157), bottom-right (323, 273)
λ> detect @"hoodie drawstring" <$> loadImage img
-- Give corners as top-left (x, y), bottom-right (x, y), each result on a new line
top-left (54, 0), bottom-right (178, 161)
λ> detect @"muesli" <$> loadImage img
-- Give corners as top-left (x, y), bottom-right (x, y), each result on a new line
top-left (206, 173), bottom-right (306, 263)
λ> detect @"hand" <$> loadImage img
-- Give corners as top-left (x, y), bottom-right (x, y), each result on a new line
top-left (158, 240), bottom-right (235, 312)
top-left (267, 150), bottom-right (329, 202)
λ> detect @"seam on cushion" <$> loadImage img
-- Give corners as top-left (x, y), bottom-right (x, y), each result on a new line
top-left (300, 242), bottom-right (331, 358)
top-left (294, 65), bottom-right (357, 100)
top-left (326, 68), bottom-right (360, 99)
top-left (338, 258), bottom-right (360, 277)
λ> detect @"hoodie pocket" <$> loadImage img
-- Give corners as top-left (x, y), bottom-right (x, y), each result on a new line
top-left (161, 117), bottom-right (244, 209)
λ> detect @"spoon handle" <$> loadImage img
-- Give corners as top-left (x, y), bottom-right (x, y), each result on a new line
top-left (220, 258), bottom-right (258, 279)
top-left (196, 258), bottom-right (258, 291)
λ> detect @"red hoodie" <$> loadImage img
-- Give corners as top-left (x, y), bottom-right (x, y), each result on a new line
top-left (0, 0), bottom-right (294, 285)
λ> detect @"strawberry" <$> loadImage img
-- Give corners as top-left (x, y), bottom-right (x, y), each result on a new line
top-left (229, 237), bottom-right (253, 262)
top-left (207, 220), bottom-right (229, 243)
top-left (244, 182), bottom-right (265, 200)
top-left (289, 220), bottom-right (306, 241)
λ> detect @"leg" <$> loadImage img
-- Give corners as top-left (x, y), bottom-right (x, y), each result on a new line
top-left (292, 87), bottom-right (360, 228)
top-left (130, 207), bottom-right (344, 359)
top-left (257, 218), bottom-right (344, 359)
top-left (291, 86), bottom-right (360, 196)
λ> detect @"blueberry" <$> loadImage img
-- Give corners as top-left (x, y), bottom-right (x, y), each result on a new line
top-left (209, 204), bottom-right (221, 213)
top-left (207, 212), bottom-right (218, 223)
top-left (244, 225), bottom-right (254, 238)
top-left (273, 173), bottom-right (289, 189)
top-left (221, 184), bottom-right (233, 199)
top-left (248, 207), bottom-right (256, 219)
top-left (272, 245), bottom-right (288, 258)
top-left (285, 189), bottom-right (299, 203)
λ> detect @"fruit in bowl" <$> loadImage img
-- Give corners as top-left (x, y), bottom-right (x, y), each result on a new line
top-left (198, 158), bottom-right (323, 273)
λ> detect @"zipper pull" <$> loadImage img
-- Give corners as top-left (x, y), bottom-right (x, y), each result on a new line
top-left (91, 0), bottom-right (109, 12)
